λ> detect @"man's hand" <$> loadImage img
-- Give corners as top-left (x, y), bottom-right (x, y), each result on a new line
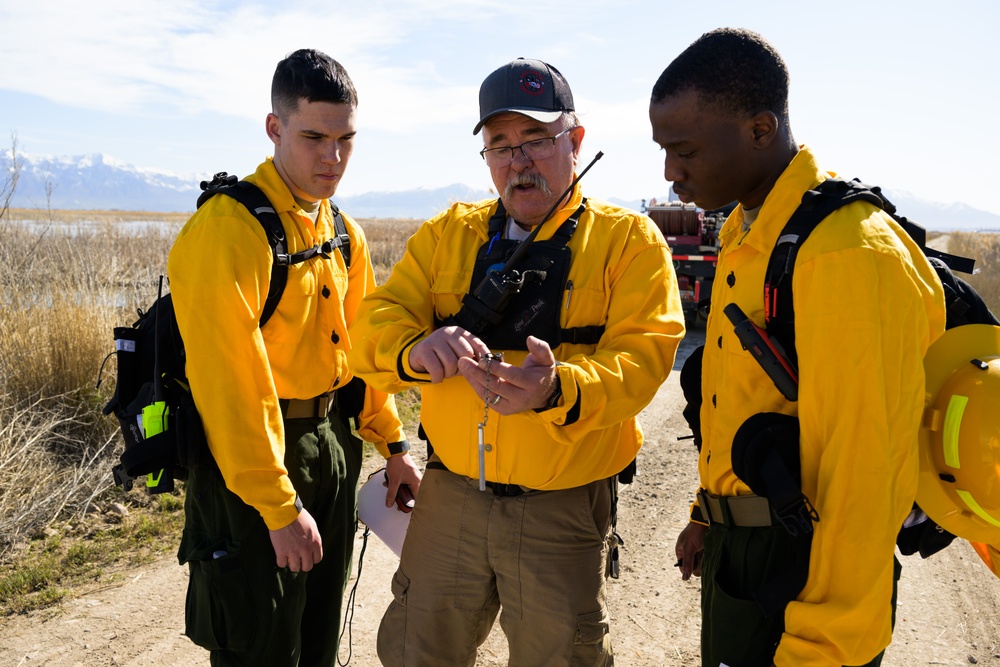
top-left (675, 521), bottom-right (707, 581)
top-left (269, 508), bottom-right (323, 572)
top-left (384, 452), bottom-right (422, 512)
top-left (408, 326), bottom-right (491, 383)
top-left (457, 336), bottom-right (559, 415)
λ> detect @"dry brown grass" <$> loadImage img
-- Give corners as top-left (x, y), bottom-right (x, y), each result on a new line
top-left (0, 214), bottom-right (174, 558)
top-left (359, 217), bottom-right (422, 283)
top-left (948, 232), bottom-right (1000, 316)
top-left (0, 208), bottom-right (420, 562)
top-left (7, 208), bottom-right (190, 225)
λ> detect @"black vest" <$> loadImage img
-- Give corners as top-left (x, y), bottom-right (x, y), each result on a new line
top-left (439, 200), bottom-right (604, 350)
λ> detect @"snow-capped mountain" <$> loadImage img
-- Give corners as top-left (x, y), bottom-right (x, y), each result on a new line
top-left (6, 152), bottom-right (1000, 231)
top-left (9, 153), bottom-right (204, 213)
top-left (7, 152), bottom-right (495, 218)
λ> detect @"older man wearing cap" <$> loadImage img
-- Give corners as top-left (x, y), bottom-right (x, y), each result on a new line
top-left (348, 57), bottom-right (685, 666)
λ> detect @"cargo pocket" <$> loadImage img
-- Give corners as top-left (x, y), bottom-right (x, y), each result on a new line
top-left (389, 568), bottom-right (410, 607)
top-left (184, 552), bottom-right (255, 652)
top-left (574, 609), bottom-right (609, 645)
top-left (377, 569), bottom-right (411, 664)
top-left (706, 569), bottom-right (779, 666)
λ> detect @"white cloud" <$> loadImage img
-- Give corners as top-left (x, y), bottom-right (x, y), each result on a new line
top-left (2, 0), bottom-right (999, 212)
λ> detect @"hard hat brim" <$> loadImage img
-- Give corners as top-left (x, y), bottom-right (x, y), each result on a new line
top-left (917, 324), bottom-right (1000, 544)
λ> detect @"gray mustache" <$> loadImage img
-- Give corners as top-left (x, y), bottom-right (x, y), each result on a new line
top-left (504, 172), bottom-right (552, 200)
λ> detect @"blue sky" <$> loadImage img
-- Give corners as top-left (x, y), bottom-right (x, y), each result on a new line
top-left (2, 0), bottom-right (998, 214)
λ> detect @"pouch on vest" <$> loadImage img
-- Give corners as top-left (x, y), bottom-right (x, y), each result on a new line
top-left (466, 233), bottom-right (571, 350)
top-left (445, 201), bottom-right (587, 350)
top-left (731, 412), bottom-right (817, 617)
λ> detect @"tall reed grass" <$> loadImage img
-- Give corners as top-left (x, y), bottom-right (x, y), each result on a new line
top-left (0, 214), bottom-right (179, 556)
top-left (0, 210), bottom-right (421, 559)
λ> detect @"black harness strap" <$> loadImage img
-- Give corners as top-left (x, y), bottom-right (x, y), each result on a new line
top-left (763, 180), bottom-right (885, 370)
top-left (763, 178), bottom-right (976, 370)
top-left (440, 199), bottom-right (604, 347)
top-left (197, 175), bottom-right (351, 328)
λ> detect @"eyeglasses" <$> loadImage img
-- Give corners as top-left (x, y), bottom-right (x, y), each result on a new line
top-left (479, 129), bottom-right (572, 167)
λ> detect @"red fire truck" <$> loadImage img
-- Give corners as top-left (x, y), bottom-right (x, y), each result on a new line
top-left (644, 200), bottom-right (729, 325)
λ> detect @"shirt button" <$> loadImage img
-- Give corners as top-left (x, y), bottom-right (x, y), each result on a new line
top-left (726, 271), bottom-right (736, 287)
top-left (331, 331), bottom-right (340, 344)
top-left (712, 394), bottom-right (717, 407)
top-left (717, 336), bottom-right (723, 348)
top-left (322, 285), bottom-right (331, 298)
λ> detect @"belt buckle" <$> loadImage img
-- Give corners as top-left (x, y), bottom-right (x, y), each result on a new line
top-left (696, 490), bottom-right (713, 525)
top-left (490, 482), bottom-right (524, 498)
top-left (317, 393), bottom-right (333, 417)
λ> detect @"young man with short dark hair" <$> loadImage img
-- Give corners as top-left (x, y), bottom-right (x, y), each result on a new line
top-left (169, 48), bottom-right (421, 666)
top-left (650, 28), bottom-right (945, 667)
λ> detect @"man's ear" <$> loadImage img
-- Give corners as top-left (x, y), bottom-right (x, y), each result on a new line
top-left (569, 125), bottom-right (586, 156)
top-left (265, 112), bottom-right (282, 145)
top-left (749, 110), bottom-right (779, 147)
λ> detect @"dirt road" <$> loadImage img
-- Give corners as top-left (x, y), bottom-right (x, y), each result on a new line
top-left (2, 332), bottom-right (998, 666)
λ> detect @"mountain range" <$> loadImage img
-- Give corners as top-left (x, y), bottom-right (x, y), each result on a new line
top-left (8, 152), bottom-right (1000, 232)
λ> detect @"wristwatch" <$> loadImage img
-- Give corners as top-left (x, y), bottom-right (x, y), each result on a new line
top-left (535, 373), bottom-right (563, 412)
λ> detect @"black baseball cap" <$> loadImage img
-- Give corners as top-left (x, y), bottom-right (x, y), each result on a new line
top-left (473, 58), bottom-right (575, 135)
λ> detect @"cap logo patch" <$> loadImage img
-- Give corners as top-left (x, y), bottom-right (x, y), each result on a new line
top-left (520, 71), bottom-right (545, 96)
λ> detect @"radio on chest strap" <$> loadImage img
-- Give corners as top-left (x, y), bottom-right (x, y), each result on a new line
top-left (440, 199), bottom-right (604, 350)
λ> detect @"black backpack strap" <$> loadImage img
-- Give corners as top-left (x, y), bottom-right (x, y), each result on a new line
top-left (273, 202), bottom-right (352, 270)
top-left (329, 201), bottom-right (351, 269)
top-left (764, 179), bottom-right (889, 369)
top-left (896, 218), bottom-right (976, 275)
top-left (197, 173), bottom-right (354, 328)
top-left (855, 181), bottom-right (976, 274)
top-left (198, 174), bottom-right (289, 328)
top-left (930, 256), bottom-right (1000, 328)
top-left (557, 325), bottom-right (605, 346)
top-left (487, 199), bottom-right (508, 237)
top-left (764, 177), bottom-right (980, 369)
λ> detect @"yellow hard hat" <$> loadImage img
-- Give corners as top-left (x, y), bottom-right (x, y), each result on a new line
top-left (918, 324), bottom-right (1000, 544)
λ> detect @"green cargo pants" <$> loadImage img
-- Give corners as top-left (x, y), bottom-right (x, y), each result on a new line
top-left (701, 523), bottom-right (900, 667)
top-left (177, 411), bottom-right (363, 667)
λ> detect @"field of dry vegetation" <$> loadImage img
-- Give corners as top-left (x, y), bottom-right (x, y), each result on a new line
top-left (0, 202), bottom-right (420, 613)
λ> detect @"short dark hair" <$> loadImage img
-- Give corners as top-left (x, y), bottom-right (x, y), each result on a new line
top-left (271, 49), bottom-right (358, 120)
top-left (651, 28), bottom-right (789, 121)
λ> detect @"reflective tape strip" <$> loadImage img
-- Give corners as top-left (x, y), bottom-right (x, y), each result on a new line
top-left (943, 395), bottom-right (968, 468)
top-left (147, 469), bottom-right (165, 488)
top-left (956, 489), bottom-right (1000, 528)
top-left (116, 339), bottom-right (136, 353)
top-left (673, 256), bottom-right (718, 261)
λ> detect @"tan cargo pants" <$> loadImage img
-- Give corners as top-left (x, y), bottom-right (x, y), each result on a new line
top-left (376, 462), bottom-right (615, 666)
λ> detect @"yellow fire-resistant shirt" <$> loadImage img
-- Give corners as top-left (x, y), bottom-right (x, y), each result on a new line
top-left (167, 159), bottom-right (406, 530)
top-left (347, 185), bottom-right (685, 490)
top-left (700, 146), bottom-right (946, 666)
